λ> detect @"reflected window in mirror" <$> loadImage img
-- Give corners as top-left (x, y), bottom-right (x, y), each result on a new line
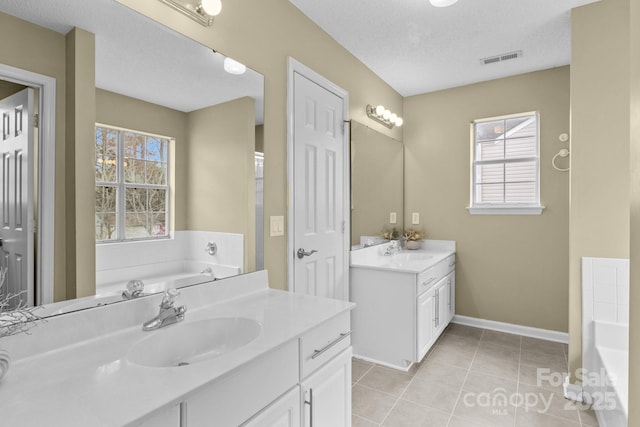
top-left (95, 124), bottom-right (172, 242)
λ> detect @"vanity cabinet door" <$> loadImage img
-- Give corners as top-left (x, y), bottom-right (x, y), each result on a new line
top-left (136, 403), bottom-right (180, 427)
top-left (242, 386), bottom-right (301, 427)
top-left (301, 348), bottom-right (352, 427)
top-left (417, 288), bottom-right (435, 362)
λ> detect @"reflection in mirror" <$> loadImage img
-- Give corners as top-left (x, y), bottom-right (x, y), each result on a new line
top-left (0, 0), bottom-right (264, 316)
top-left (350, 120), bottom-right (403, 249)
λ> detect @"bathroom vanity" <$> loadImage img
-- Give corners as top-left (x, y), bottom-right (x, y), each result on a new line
top-left (350, 240), bottom-right (456, 370)
top-left (0, 271), bottom-right (354, 426)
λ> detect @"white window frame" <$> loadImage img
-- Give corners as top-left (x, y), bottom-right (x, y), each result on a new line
top-left (467, 111), bottom-right (545, 215)
top-left (95, 124), bottom-right (172, 243)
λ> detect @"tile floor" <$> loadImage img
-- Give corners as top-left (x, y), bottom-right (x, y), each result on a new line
top-left (352, 324), bottom-right (599, 427)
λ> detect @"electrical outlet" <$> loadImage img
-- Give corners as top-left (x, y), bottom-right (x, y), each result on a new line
top-left (412, 212), bottom-right (420, 225)
top-left (270, 216), bottom-right (284, 237)
top-left (390, 212), bottom-right (397, 224)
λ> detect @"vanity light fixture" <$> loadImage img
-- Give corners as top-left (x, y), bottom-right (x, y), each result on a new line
top-left (429, 0), bottom-right (458, 7)
top-left (366, 104), bottom-right (403, 128)
top-left (157, 0), bottom-right (222, 27)
top-left (224, 57), bottom-right (247, 75)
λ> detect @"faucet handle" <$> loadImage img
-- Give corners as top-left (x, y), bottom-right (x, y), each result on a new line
top-left (161, 288), bottom-right (180, 308)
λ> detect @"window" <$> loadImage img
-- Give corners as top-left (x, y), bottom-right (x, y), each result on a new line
top-left (95, 125), bottom-right (171, 242)
top-left (468, 112), bottom-right (544, 215)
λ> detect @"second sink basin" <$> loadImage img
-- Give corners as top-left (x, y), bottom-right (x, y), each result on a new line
top-left (127, 317), bottom-right (262, 368)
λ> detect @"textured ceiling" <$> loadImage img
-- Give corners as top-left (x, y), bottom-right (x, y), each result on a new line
top-left (0, 0), bottom-right (264, 121)
top-left (289, 0), bottom-right (598, 96)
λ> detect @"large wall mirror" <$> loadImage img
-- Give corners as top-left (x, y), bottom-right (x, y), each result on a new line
top-left (0, 0), bottom-right (264, 316)
top-left (350, 120), bottom-right (403, 249)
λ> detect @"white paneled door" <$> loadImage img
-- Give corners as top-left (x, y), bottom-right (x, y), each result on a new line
top-left (291, 69), bottom-right (348, 300)
top-left (0, 88), bottom-right (34, 307)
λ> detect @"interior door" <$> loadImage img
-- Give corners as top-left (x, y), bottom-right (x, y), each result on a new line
top-left (292, 72), bottom-right (346, 300)
top-left (0, 88), bottom-right (34, 307)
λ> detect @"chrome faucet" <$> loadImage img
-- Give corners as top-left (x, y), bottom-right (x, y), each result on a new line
top-left (122, 279), bottom-right (145, 300)
top-left (142, 289), bottom-right (187, 331)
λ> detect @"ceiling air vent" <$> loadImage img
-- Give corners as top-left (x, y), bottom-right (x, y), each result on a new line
top-left (481, 50), bottom-right (523, 65)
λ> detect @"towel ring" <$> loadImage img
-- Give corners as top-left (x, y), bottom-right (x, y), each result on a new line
top-left (552, 149), bottom-right (570, 172)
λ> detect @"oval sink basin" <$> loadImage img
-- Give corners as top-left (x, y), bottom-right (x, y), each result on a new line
top-left (127, 317), bottom-right (262, 368)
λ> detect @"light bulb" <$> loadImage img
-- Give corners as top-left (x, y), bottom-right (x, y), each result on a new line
top-left (375, 105), bottom-right (385, 116)
top-left (200, 0), bottom-right (222, 16)
top-left (430, 0), bottom-right (458, 7)
top-left (390, 113), bottom-right (398, 123)
top-left (224, 57), bottom-right (246, 75)
top-left (383, 109), bottom-right (391, 120)
top-left (395, 117), bottom-right (404, 127)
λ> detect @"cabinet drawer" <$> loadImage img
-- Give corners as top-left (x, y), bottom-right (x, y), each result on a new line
top-left (300, 311), bottom-right (351, 379)
top-left (416, 254), bottom-right (456, 295)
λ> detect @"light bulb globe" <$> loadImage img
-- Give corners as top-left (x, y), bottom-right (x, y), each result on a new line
top-left (201, 0), bottom-right (222, 16)
top-left (395, 117), bottom-right (404, 127)
top-left (375, 105), bottom-right (385, 116)
top-left (224, 57), bottom-right (246, 75)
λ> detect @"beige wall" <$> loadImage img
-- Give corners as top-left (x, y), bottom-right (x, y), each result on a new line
top-left (255, 125), bottom-right (264, 154)
top-left (404, 67), bottom-right (570, 332)
top-left (350, 120), bottom-right (403, 246)
top-left (629, 0), bottom-right (640, 422)
top-left (568, 0), bottom-right (631, 382)
top-left (0, 12), bottom-right (68, 302)
top-left (116, 0), bottom-right (403, 290)
top-left (95, 89), bottom-right (189, 231)
top-left (186, 97), bottom-right (256, 272)
top-left (65, 28), bottom-right (96, 299)
top-left (0, 80), bottom-right (25, 98)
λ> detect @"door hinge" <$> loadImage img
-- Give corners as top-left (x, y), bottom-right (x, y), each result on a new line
top-left (33, 113), bottom-right (39, 129)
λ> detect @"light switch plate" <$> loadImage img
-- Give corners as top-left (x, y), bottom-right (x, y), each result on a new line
top-left (390, 212), bottom-right (397, 224)
top-left (270, 216), bottom-right (285, 237)
top-left (412, 212), bottom-right (420, 225)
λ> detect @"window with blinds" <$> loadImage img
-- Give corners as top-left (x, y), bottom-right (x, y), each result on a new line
top-left (469, 112), bottom-right (544, 215)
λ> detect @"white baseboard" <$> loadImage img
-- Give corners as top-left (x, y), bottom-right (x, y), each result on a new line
top-left (352, 354), bottom-right (412, 373)
top-left (563, 375), bottom-right (585, 402)
top-left (452, 315), bottom-right (569, 344)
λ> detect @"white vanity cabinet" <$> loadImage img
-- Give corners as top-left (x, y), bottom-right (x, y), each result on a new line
top-left (136, 311), bottom-right (352, 427)
top-left (351, 250), bottom-right (455, 370)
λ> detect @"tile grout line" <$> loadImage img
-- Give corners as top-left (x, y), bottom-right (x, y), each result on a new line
top-left (444, 329), bottom-right (484, 427)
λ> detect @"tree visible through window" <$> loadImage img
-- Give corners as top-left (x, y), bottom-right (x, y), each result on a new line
top-left (469, 112), bottom-right (543, 214)
top-left (95, 125), bottom-right (170, 241)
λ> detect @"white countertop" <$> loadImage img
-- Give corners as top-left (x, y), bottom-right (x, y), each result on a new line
top-left (350, 239), bottom-right (455, 273)
top-left (0, 272), bottom-right (354, 426)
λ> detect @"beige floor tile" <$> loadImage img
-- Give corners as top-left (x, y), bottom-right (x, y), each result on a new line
top-left (415, 360), bottom-right (468, 389)
top-left (518, 361), bottom-right (565, 393)
top-left (476, 340), bottom-right (521, 361)
top-left (516, 384), bottom-right (580, 424)
top-left (402, 375), bottom-right (462, 413)
top-left (427, 344), bottom-right (475, 370)
top-left (520, 350), bottom-right (567, 374)
top-left (447, 416), bottom-right (488, 427)
top-left (353, 359), bottom-right (374, 383)
top-left (452, 395), bottom-right (516, 427)
top-left (470, 352), bottom-right (519, 380)
top-left (358, 365), bottom-right (413, 397)
top-left (381, 399), bottom-right (450, 427)
top-left (577, 406), bottom-right (599, 426)
top-left (352, 384), bottom-right (397, 424)
top-left (481, 330), bottom-right (522, 350)
top-left (445, 323), bottom-right (484, 340)
top-left (437, 333), bottom-right (481, 353)
top-left (515, 410), bottom-right (581, 427)
top-left (462, 371), bottom-right (518, 395)
top-left (521, 337), bottom-right (566, 357)
top-left (352, 414), bottom-right (379, 427)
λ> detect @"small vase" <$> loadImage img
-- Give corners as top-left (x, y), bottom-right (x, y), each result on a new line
top-left (406, 240), bottom-right (421, 250)
top-left (0, 348), bottom-right (10, 382)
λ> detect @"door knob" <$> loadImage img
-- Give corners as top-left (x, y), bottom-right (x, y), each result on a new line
top-left (297, 248), bottom-right (318, 259)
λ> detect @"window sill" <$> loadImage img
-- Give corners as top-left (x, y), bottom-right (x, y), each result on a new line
top-left (466, 205), bottom-right (545, 215)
